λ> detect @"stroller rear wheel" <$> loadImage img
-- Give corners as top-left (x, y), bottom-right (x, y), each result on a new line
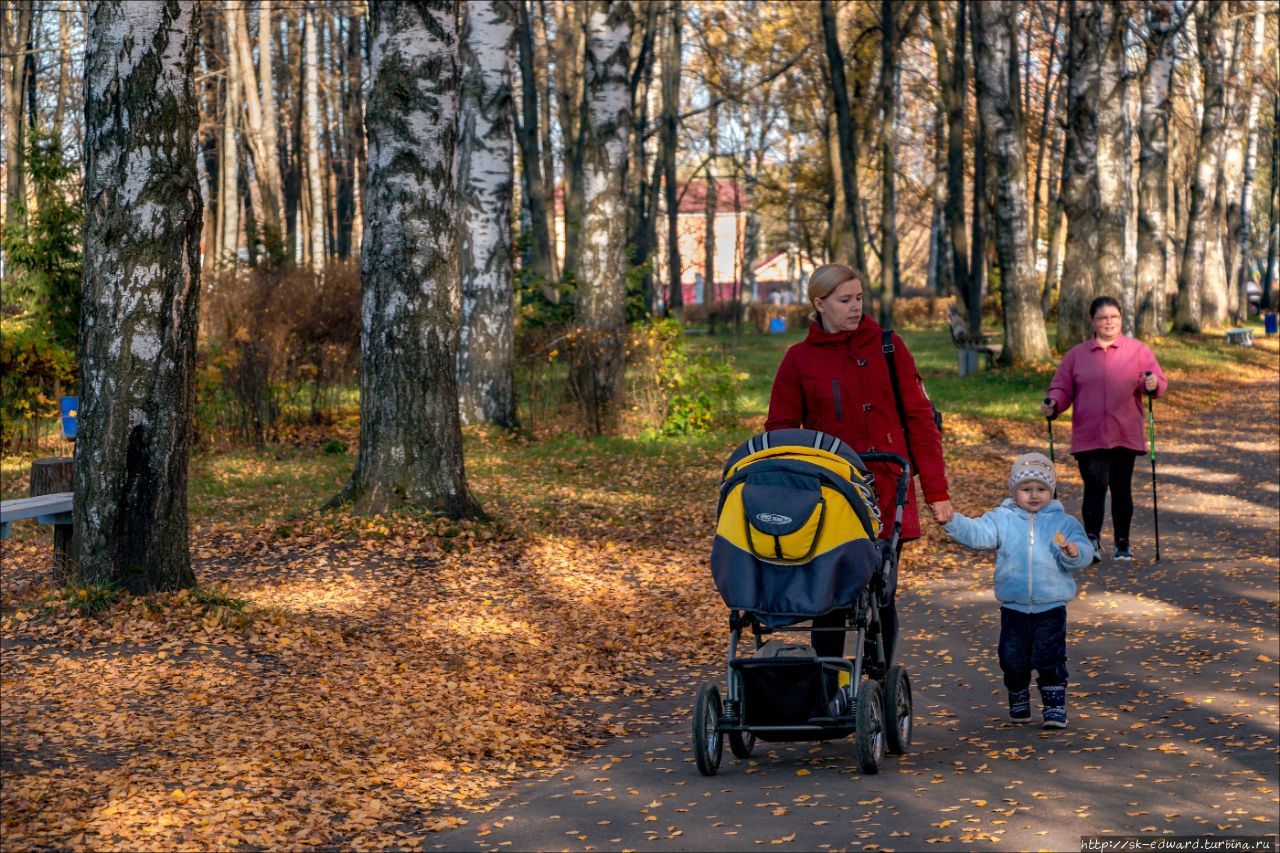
top-left (854, 679), bottom-right (885, 774)
top-left (728, 728), bottom-right (757, 759)
top-left (693, 681), bottom-right (724, 776)
top-left (882, 664), bottom-right (913, 755)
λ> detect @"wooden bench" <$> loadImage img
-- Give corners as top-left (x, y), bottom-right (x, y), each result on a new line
top-left (0, 492), bottom-right (73, 541)
top-left (947, 304), bottom-right (1002, 376)
top-left (2, 396), bottom-right (78, 580)
top-left (1225, 328), bottom-right (1254, 346)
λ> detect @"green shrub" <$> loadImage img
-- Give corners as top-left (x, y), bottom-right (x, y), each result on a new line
top-left (0, 313), bottom-right (76, 451)
top-left (627, 319), bottom-right (741, 436)
top-left (1, 130), bottom-right (82, 351)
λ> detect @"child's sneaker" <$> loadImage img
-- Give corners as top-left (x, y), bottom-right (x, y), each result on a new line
top-left (1008, 688), bottom-right (1032, 723)
top-left (1040, 684), bottom-right (1067, 729)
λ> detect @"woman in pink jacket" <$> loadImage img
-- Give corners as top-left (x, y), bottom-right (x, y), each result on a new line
top-left (1041, 296), bottom-right (1168, 562)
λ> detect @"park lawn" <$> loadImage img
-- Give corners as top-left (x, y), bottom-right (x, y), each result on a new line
top-left (0, 330), bottom-right (1275, 850)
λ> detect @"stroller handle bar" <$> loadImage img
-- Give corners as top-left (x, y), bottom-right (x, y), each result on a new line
top-left (855, 451), bottom-right (912, 553)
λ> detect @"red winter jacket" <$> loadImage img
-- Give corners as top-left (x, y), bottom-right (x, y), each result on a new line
top-left (765, 318), bottom-right (950, 541)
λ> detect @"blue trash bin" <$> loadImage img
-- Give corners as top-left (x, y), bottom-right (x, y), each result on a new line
top-left (1265, 312), bottom-right (1278, 336)
top-left (768, 317), bottom-right (787, 334)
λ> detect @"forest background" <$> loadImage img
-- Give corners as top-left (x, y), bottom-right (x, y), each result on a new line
top-left (1, 0), bottom-right (1278, 848)
top-left (2, 0), bottom-right (1278, 461)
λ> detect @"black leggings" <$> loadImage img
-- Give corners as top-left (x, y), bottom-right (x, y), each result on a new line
top-left (811, 541), bottom-right (904, 666)
top-left (1075, 448), bottom-right (1140, 545)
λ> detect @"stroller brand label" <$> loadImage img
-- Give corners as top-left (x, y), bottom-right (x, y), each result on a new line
top-left (756, 513), bottom-right (793, 525)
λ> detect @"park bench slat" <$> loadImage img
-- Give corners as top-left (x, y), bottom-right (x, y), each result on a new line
top-left (0, 492), bottom-right (75, 523)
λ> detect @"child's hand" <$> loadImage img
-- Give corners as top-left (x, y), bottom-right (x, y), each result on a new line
top-left (1055, 531), bottom-right (1079, 559)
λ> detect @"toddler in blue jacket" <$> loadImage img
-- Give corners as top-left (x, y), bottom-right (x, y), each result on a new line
top-left (943, 452), bottom-right (1093, 728)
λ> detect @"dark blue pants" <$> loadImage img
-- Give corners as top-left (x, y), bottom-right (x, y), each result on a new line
top-left (998, 606), bottom-right (1068, 691)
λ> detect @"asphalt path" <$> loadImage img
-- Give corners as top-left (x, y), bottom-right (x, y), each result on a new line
top-left (427, 376), bottom-right (1280, 853)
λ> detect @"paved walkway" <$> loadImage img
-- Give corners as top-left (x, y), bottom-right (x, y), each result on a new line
top-left (427, 376), bottom-right (1280, 852)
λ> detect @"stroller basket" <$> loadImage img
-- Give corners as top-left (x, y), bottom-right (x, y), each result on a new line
top-left (732, 657), bottom-right (848, 727)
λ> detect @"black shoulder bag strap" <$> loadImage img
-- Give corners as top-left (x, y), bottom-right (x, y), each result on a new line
top-left (882, 329), bottom-right (918, 472)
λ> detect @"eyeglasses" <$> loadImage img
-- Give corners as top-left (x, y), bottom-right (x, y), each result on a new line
top-left (1094, 314), bottom-right (1122, 322)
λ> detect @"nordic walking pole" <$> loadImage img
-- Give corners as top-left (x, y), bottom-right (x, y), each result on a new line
top-left (1145, 371), bottom-right (1161, 562)
top-left (1043, 398), bottom-right (1056, 463)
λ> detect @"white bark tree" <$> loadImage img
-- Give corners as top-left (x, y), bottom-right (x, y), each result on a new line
top-left (1232, 0), bottom-right (1266, 324)
top-left (76, 0), bottom-right (202, 592)
top-left (218, 3), bottom-right (241, 270)
top-left (975, 0), bottom-right (1051, 363)
top-left (1058, 0), bottom-right (1102, 347)
top-left (1175, 1), bottom-right (1228, 333)
top-left (1095, 4), bottom-right (1133, 328)
top-left (1135, 2), bottom-right (1177, 340)
top-left (571, 0), bottom-right (632, 435)
top-left (304, 2), bottom-right (326, 273)
top-left (457, 0), bottom-right (517, 428)
top-left (330, 0), bottom-right (481, 518)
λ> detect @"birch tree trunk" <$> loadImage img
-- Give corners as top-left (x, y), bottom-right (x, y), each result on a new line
top-left (304, 3), bottom-right (326, 273)
top-left (76, 0), bottom-right (202, 592)
top-left (820, 0), bottom-right (867, 276)
top-left (1212, 13), bottom-right (1247, 325)
top-left (555, 0), bottom-right (587, 281)
top-left (233, 4), bottom-right (283, 260)
top-left (219, 4), bottom-right (241, 270)
top-left (878, 0), bottom-right (898, 326)
top-left (1232, 0), bottom-right (1266, 325)
top-left (2, 2), bottom-right (32, 232)
top-left (535, 0), bottom-right (559, 282)
top-left (571, 0), bottom-right (631, 435)
top-left (660, 0), bottom-right (681, 315)
top-left (1262, 91), bottom-right (1279, 311)
top-left (1135, 2), bottom-right (1176, 339)
top-left (1058, 0), bottom-right (1102, 347)
top-left (259, 0), bottom-right (282, 240)
top-left (703, 102), bottom-right (718, 303)
top-left (928, 0), bottom-right (970, 312)
top-left (514, 0), bottom-right (553, 285)
top-left (975, 0), bottom-right (1050, 363)
top-left (331, 0), bottom-right (481, 518)
top-left (458, 0), bottom-right (517, 428)
top-left (1174, 2), bottom-right (1228, 333)
top-left (53, 4), bottom-right (71, 140)
top-left (1095, 4), bottom-right (1133, 328)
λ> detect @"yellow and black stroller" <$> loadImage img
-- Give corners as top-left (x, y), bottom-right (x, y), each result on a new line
top-left (693, 428), bottom-right (914, 776)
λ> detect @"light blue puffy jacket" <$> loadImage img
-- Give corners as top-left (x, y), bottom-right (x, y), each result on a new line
top-left (943, 499), bottom-right (1093, 613)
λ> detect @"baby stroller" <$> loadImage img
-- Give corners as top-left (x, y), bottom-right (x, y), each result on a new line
top-left (693, 428), bottom-right (914, 776)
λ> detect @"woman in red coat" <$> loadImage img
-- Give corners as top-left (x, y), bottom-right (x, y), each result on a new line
top-left (765, 263), bottom-right (953, 668)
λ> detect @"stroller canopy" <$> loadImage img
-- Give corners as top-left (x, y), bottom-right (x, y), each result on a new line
top-left (710, 429), bottom-right (884, 623)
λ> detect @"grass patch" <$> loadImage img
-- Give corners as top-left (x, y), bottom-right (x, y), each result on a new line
top-left (60, 581), bottom-right (123, 616)
top-left (189, 445), bottom-right (353, 525)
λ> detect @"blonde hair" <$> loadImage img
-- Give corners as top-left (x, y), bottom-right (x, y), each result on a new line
top-left (807, 263), bottom-right (863, 322)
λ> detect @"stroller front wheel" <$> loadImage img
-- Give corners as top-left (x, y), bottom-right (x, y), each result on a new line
top-left (855, 679), bottom-right (885, 774)
top-left (883, 664), bottom-right (913, 755)
top-left (693, 681), bottom-right (724, 776)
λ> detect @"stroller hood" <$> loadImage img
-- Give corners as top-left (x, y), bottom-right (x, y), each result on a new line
top-left (710, 430), bottom-right (884, 623)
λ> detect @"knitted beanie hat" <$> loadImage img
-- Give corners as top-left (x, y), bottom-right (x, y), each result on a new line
top-left (1010, 452), bottom-right (1056, 495)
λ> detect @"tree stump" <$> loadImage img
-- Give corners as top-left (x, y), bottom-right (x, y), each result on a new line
top-left (29, 457), bottom-right (75, 585)
top-left (29, 457), bottom-right (74, 497)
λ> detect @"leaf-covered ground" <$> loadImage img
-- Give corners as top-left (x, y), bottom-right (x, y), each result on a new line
top-left (2, 338), bottom-right (1276, 850)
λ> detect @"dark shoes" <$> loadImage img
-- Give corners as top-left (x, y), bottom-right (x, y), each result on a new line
top-left (1008, 689), bottom-right (1032, 723)
top-left (1114, 544), bottom-right (1133, 561)
top-left (1089, 536), bottom-right (1102, 564)
top-left (1040, 684), bottom-right (1067, 729)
